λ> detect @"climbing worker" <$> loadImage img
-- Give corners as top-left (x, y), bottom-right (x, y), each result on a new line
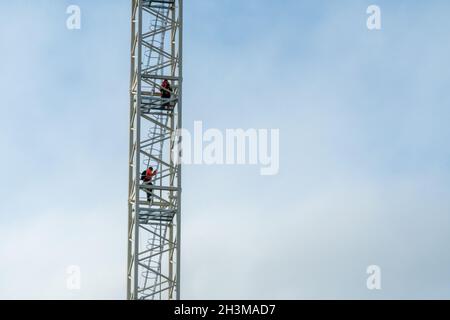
top-left (160, 79), bottom-right (172, 109)
top-left (141, 166), bottom-right (158, 202)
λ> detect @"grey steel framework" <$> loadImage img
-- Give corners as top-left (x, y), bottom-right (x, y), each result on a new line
top-left (128, 0), bottom-right (182, 300)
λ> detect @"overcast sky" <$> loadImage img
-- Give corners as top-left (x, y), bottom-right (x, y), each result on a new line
top-left (0, 0), bottom-right (450, 299)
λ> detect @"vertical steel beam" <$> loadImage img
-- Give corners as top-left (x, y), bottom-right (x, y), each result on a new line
top-left (175, 0), bottom-right (182, 301)
top-left (133, 0), bottom-right (143, 299)
top-left (127, 0), bottom-right (138, 300)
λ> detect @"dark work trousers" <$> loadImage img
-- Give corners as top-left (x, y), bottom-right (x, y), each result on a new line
top-left (145, 182), bottom-right (153, 202)
top-left (162, 94), bottom-right (171, 109)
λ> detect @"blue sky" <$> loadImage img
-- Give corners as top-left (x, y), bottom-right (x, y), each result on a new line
top-left (0, 0), bottom-right (450, 299)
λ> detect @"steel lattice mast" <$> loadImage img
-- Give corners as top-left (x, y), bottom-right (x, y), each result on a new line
top-left (128, 0), bottom-right (182, 300)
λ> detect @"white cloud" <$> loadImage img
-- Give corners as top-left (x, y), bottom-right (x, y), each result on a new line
top-left (0, 207), bottom-right (126, 299)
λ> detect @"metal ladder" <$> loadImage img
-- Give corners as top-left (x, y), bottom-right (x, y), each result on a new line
top-left (139, 0), bottom-right (173, 300)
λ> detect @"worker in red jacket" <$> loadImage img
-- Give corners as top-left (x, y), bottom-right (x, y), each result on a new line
top-left (161, 79), bottom-right (172, 109)
top-left (141, 167), bottom-right (158, 202)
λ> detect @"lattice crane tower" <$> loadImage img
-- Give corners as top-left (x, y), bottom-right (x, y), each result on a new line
top-left (127, 0), bottom-right (182, 300)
